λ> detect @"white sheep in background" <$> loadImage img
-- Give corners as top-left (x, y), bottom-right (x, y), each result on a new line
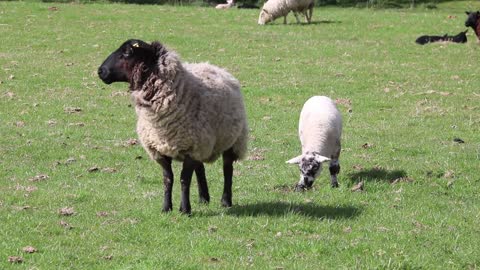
top-left (98, 39), bottom-right (248, 214)
top-left (258, 0), bottom-right (314, 25)
top-left (216, 0), bottom-right (235, 9)
top-left (286, 96), bottom-right (342, 191)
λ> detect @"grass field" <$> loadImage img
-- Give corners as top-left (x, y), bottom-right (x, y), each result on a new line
top-left (1, 1), bottom-right (480, 268)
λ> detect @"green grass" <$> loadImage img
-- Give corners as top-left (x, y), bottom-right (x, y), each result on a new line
top-left (1, 1), bottom-right (480, 269)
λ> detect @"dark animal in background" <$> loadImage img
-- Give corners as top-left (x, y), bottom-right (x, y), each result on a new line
top-left (415, 30), bottom-right (468, 45)
top-left (98, 40), bottom-right (248, 215)
top-left (465, 11), bottom-right (480, 40)
top-left (237, 2), bottom-right (259, 8)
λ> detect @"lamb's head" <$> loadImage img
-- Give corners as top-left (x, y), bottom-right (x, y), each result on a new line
top-left (465, 11), bottom-right (480, 28)
top-left (98, 39), bottom-right (158, 85)
top-left (286, 152), bottom-right (330, 191)
top-left (258, 8), bottom-right (273, 25)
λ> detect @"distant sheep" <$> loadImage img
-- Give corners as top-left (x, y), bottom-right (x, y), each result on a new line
top-left (415, 30), bottom-right (468, 45)
top-left (465, 11), bottom-right (480, 41)
top-left (258, 0), bottom-right (314, 25)
top-left (286, 96), bottom-right (342, 191)
top-left (216, 0), bottom-right (235, 9)
top-left (98, 39), bottom-right (248, 214)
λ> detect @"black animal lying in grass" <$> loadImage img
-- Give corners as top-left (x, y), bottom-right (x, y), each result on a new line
top-left (465, 11), bottom-right (480, 41)
top-left (415, 30), bottom-right (468, 45)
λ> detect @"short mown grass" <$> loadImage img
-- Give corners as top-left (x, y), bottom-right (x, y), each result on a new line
top-left (1, 1), bottom-right (480, 269)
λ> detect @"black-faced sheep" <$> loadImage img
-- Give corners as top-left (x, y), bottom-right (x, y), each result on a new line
top-left (465, 11), bottom-right (480, 41)
top-left (415, 30), bottom-right (468, 45)
top-left (286, 96), bottom-right (342, 192)
top-left (258, 0), bottom-right (314, 25)
top-left (98, 39), bottom-right (248, 214)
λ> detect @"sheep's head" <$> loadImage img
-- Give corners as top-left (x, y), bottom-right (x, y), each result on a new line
top-left (465, 11), bottom-right (480, 28)
top-left (98, 39), bottom-right (158, 85)
top-left (286, 152), bottom-right (330, 191)
top-left (258, 9), bottom-right (273, 25)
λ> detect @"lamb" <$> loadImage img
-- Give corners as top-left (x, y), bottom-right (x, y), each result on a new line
top-left (258, 0), bottom-right (314, 25)
top-left (286, 96), bottom-right (342, 192)
top-left (465, 11), bottom-right (480, 41)
top-left (415, 30), bottom-right (468, 45)
top-left (97, 39), bottom-right (248, 214)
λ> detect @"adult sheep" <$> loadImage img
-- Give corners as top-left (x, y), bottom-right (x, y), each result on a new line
top-left (98, 39), bottom-right (248, 215)
top-left (258, 0), bottom-right (314, 25)
top-left (286, 96), bottom-right (342, 191)
top-left (465, 11), bottom-right (480, 41)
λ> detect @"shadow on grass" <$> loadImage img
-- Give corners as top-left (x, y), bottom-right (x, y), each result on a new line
top-left (348, 168), bottom-right (407, 184)
top-left (226, 201), bottom-right (361, 219)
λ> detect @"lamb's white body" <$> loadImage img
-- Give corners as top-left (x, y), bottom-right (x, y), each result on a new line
top-left (133, 53), bottom-right (248, 164)
top-left (258, 0), bottom-right (314, 25)
top-left (287, 96), bottom-right (342, 191)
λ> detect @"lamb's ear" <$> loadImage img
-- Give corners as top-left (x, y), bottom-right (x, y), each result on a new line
top-left (313, 155), bottom-right (331, 164)
top-left (466, 11), bottom-right (470, 15)
top-left (286, 155), bottom-right (303, 164)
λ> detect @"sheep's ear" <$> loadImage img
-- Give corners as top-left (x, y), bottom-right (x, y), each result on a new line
top-left (313, 155), bottom-right (331, 164)
top-left (466, 11), bottom-right (470, 15)
top-left (286, 155), bottom-right (303, 164)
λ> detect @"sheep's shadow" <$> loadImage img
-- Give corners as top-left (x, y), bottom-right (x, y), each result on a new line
top-left (348, 168), bottom-right (407, 184)
top-left (305, 20), bottom-right (342, 25)
top-left (226, 201), bottom-right (361, 219)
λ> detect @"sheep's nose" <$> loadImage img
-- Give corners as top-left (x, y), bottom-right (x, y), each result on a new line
top-left (97, 67), bottom-right (108, 79)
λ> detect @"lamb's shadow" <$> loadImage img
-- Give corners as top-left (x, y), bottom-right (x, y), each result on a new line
top-left (348, 168), bottom-right (407, 184)
top-left (226, 201), bottom-right (361, 219)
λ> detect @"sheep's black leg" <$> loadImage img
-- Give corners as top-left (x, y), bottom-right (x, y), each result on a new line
top-left (157, 156), bottom-right (174, 212)
top-left (329, 160), bottom-right (340, 188)
top-left (179, 156), bottom-right (197, 215)
top-left (195, 163), bottom-right (210, 204)
top-left (221, 148), bottom-right (237, 208)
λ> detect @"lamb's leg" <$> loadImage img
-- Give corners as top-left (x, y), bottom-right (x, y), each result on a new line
top-left (283, 15), bottom-right (287, 24)
top-left (293, 12), bottom-right (301, 24)
top-left (179, 156), bottom-right (198, 215)
top-left (329, 159), bottom-right (340, 188)
top-left (195, 163), bottom-right (210, 204)
top-left (221, 148), bottom-right (237, 207)
top-left (157, 156), bottom-right (174, 212)
top-left (307, 6), bottom-right (313, 23)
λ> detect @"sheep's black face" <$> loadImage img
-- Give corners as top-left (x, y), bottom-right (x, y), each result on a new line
top-left (465, 11), bottom-right (480, 28)
top-left (98, 39), bottom-right (157, 85)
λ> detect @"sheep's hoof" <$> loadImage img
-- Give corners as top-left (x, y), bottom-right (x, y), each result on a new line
top-left (179, 206), bottom-right (192, 216)
top-left (221, 198), bottom-right (232, 208)
top-left (162, 206), bottom-right (173, 212)
top-left (331, 182), bottom-right (339, 188)
top-left (294, 184), bottom-right (307, 192)
top-left (198, 195), bottom-right (210, 204)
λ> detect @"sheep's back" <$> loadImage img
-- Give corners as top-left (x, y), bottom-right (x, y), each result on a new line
top-left (299, 96), bottom-right (342, 157)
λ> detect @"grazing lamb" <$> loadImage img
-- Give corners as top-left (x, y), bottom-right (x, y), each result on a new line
top-left (98, 39), bottom-right (248, 214)
top-left (258, 0), bottom-right (314, 25)
top-left (415, 30), bottom-right (468, 45)
top-left (216, 0), bottom-right (235, 9)
top-left (286, 96), bottom-right (342, 192)
top-left (465, 11), bottom-right (480, 41)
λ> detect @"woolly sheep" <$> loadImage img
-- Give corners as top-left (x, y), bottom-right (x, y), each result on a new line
top-left (98, 39), bottom-right (248, 214)
top-left (465, 11), bottom-right (480, 41)
top-left (258, 0), bottom-right (314, 25)
top-left (286, 96), bottom-right (342, 191)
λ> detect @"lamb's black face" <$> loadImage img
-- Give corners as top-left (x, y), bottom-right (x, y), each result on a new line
top-left (98, 39), bottom-right (156, 85)
top-left (465, 11), bottom-right (480, 28)
top-left (299, 153), bottom-right (323, 187)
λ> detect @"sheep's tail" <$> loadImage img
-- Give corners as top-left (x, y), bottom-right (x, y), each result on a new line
top-left (232, 123), bottom-right (249, 161)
